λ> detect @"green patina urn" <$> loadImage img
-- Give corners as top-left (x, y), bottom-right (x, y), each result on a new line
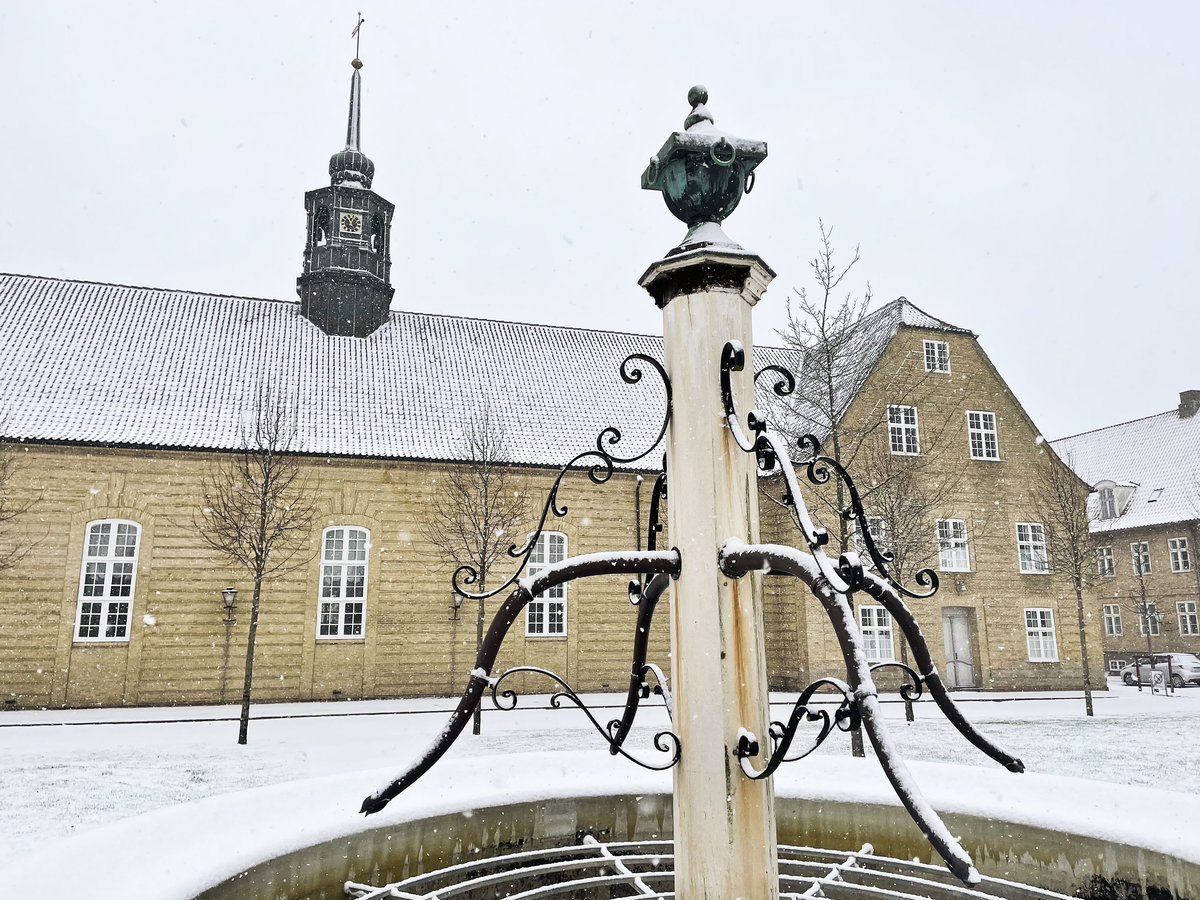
top-left (641, 86), bottom-right (767, 235)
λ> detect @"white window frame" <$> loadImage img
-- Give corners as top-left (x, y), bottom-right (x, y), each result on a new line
top-left (1169, 537), bottom-right (1191, 573)
top-left (1098, 488), bottom-right (1117, 520)
top-left (74, 519), bottom-right (141, 642)
top-left (1131, 541), bottom-right (1151, 575)
top-left (859, 605), bottom-right (895, 662)
top-left (966, 411), bottom-right (1000, 460)
top-left (1024, 608), bottom-right (1058, 662)
top-left (1096, 546), bottom-right (1114, 577)
top-left (923, 340), bottom-right (950, 373)
top-left (1139, 603), bottom-right (1160, 637)
top-left (1107, 659), bottom-right (1124, 673)
top-left (1016, 522), bottom-right (1048, 574)
top-left (526, 531), bottom-right (567, 637)
top-left (1178, 600), bottom-right (1199, 636)
top-left (937, 519), bottom-right (970, 572)
top-left (317, 525), bottom-right (369, 639)
top-left (1102, 603), bottom-right (1122, 637)
top-left (887, 405), bottom-right (921, 456)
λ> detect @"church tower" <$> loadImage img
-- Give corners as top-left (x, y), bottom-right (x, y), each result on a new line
top-left (297, 53), bottom-right (395, 337)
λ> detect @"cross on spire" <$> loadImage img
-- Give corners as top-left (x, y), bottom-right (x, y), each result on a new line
top-left (351, 12), bottom-right (365, 60)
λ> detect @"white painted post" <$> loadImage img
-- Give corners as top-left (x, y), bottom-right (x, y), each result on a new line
top-left (640, 246), bottom-right (778, 899)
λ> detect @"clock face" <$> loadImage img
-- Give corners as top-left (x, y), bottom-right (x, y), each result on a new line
top-left (338, 211), bottom-right (364, 236)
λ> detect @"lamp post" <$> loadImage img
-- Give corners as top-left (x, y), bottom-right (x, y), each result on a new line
top-left (219, 586), bottom-right (238, 705)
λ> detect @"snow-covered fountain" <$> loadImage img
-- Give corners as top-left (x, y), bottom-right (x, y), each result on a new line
top-left (13, 88), bottom-right (1198, 900)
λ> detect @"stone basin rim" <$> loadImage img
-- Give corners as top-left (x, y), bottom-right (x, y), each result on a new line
top-left (4, 751), bottom-right (1198, 900)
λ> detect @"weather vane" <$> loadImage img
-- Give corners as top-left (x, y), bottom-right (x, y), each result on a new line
top-left (351, 12), bottom-right (364, 61)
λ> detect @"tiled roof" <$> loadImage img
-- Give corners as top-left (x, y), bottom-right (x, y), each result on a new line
top-left (0, 274), bottom-right (797, 467)
top-left (1052, 409), bottom-right (1200, 532)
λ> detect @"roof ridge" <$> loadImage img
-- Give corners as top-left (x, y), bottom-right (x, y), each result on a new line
top-left (1051, 408), bottom-right (1181, 443)
top-left (0, 272), bottom-right (296, 307)
top-left (0, 272), bottom-right (691, 345)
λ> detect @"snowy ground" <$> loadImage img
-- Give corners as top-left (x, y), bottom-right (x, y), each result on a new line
top-left (1, 677), bottom-right (1196, 873)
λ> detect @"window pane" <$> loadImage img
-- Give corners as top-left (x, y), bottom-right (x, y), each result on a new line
top-left (324, 529), bottom-right (344, 561)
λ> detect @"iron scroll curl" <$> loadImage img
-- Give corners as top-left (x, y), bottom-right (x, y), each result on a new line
top-left (490, 666), bottom-right (680, 771)
top-left (798, 433), bottom-right (939, 601)
top-left (453, 352), bottom-right (672, 602)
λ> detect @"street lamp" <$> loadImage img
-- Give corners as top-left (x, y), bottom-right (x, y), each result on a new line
top-left (449, 592), bottom-right (464, 623)
top-left (219, 586), bottom-right (238, 705)
top-left (220, 586), bottom-right (238, 624)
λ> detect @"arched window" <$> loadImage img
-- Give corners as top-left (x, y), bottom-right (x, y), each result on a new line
top-left (318, 526), bottom-right (368, 638)
top-left (526, 532), bottom-right (567, 636)
top-left (74, 519), bottom-right (141, 642)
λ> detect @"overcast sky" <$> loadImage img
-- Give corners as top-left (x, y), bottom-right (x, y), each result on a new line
top-left (1, 2), bottom-right (1196, 439)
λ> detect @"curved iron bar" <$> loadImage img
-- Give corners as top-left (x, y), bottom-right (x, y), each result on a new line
top-left (859, 571), bottom-right (1024, 773)
top-left (638, 661), bottom-right (674, 722)
top-left (815, 573), bottom-right (980, 885)
top-left (490, 665), bottom-right (680, 771)
top-left (452, 448), bottom-right (613, 600)
top-left (734, 677), bottom-right (859, 781)
top-left (720, 540), bottom-right (1024, 774)
top-left (754, 363), bottom-right (796, 398)
top-left (595, 354), bottom-right (673, 464)
top-left (719, 340), bottom-right (763, 453)
top-left (608, 572), bottom-right (671, 751)
top-left (868, 660), bottom-right (925, 704)
top-left (719, 341), bottom-right (860, 595)
top-left (361, 549), bottom-right (681, 815)
top-left (453, 353), bottom-right (672, 602)
top-left (720, 539), bottom-right (1029, 884)
top-left (799, 434), bottom-right (939, 600)
top-left (644, 469), bottom-right (667, 554)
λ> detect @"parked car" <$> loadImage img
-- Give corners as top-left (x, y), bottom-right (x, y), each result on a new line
top-left (1118, 653), bottom-right (1200, 688)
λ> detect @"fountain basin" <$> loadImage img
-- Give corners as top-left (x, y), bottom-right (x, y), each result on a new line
top-left (4, 752), bottom-right (1197, 899)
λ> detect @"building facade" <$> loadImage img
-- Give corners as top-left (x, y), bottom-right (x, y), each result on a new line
top-left (1052, 392), bottom-right (1200, 676)
top-left (0, 61), bottom-right (1105, 710)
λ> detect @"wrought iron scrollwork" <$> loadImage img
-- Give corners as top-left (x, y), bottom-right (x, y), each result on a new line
top-left (735, 677), bottom-right (860, 781)
top-left (491, 665), bottom-right (680, 771)
top-left (718, 339), bottom-right (936, 601)
top-left (800, 434), bottom-right (938, 600)
top-left (453, 353), bottom-right (672, 601)
top-left (596, 354), bottom-right (673, 464)
top-left (869, 660), bottom-right (925, 704)
top-left (361, 549), bottom-right (681, 815)
top-left (754, 363), bottom-right (795, 398)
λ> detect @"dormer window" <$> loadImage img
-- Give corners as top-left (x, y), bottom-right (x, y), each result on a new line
top-left (1098, 487), bottom-right (1117, 520)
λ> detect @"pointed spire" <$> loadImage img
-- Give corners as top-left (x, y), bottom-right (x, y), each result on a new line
top-left (329, 15), bottom-right (374, 189)
top-left (345, 59), bottom-right (363, 151)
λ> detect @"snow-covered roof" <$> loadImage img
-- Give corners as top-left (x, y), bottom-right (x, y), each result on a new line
top-left (0, 273), bottom-right (796, 467)
top-left (1052, 407), bottom-right (1200, 532)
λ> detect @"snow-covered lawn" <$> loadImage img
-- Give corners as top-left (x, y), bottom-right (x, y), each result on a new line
top-left (1, 678), bottom-right (1196, 873)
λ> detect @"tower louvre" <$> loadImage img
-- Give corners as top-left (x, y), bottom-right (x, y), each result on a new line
top-left (297, 56), bottom-right (395, 337)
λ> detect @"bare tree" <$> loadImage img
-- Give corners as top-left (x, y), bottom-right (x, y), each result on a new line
top-left (422, 402), bottom-right (528, 736)
top-left (195, 385), bottom-right (316, 744)
top-left (1031, 450), bottom-right (1097, 715)
top-left (0, 434), bottom-right (38, 572)
top-left (1125, 557), bottom-right (1162, 659)
top-left (774, 222), bottom-right (971, 745)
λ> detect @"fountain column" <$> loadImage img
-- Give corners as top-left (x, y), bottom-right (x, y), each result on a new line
top-left (640, 86), bottom-right (777, 900)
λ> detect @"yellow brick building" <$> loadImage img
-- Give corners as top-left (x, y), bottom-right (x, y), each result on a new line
top-left (0, 60), bottom-right (1105, 710)
top-left (1053, 393), bottom-right (1200, 678)
top-left (0, 278), bottom-right (1104, 708)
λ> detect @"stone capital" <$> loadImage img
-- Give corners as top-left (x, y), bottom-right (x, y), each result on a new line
top-left (638, 247), bottom-right (775, 310)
